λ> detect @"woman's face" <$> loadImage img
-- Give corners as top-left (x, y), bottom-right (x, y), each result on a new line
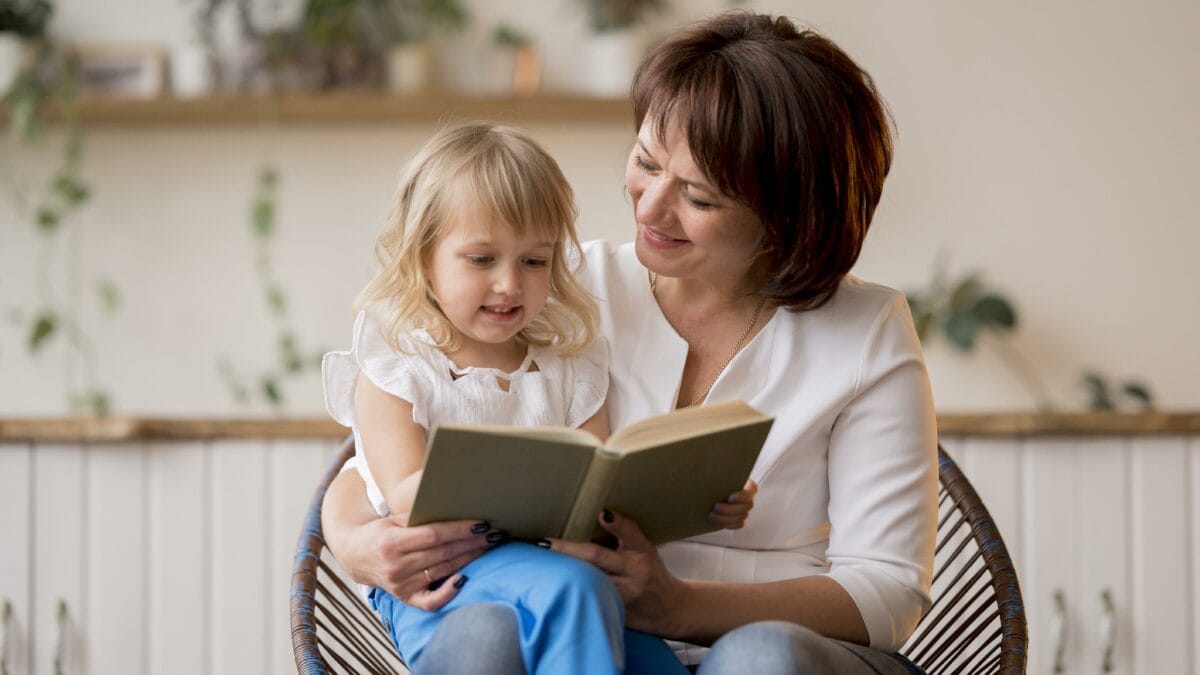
top-left (625, 118), bottom-right (764, 290)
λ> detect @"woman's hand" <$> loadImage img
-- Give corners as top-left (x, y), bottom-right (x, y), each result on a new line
top-left (343, 516), bottom-right (500, 610)
top-left (322, 468), bottom-right (501, 611)
top-left (545, 510), bottom-right (689, 636)
top-left (710, 479), bottom-right (757, 529)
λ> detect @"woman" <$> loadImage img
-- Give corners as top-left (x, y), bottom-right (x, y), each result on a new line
top-left (321, 11), bottom-right (937, 674)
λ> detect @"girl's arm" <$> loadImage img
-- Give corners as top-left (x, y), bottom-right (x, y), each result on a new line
top-left (355, 371), bottom-right (427, 523)
top-left (321, 466), bottom-right (495, 610)
top-left (576, 401), bottom-right (610, 442)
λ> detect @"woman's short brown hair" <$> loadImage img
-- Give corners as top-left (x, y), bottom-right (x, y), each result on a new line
top-left (632, 11), bottom-right (894, 311)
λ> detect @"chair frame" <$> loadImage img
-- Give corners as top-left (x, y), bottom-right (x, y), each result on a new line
top-left (291, 440), bottom-right (1027, 674)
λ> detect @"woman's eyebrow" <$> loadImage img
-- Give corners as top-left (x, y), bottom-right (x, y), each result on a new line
top-left (637, 138), bottom-right (718, 195)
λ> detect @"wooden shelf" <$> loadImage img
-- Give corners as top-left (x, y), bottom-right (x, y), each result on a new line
top-left (1, 93), bottom-right (633, 126)
top-left (3, 412), bottom-right (1200, 443)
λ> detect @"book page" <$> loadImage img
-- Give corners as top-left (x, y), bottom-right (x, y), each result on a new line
top-left (602, 418), bottom-right (773, 544)
top-left (607, 399), bottom-right (769, 453)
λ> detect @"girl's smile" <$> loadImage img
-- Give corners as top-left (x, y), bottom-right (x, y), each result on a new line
top-left (426, 210), bottom-right (555, 371)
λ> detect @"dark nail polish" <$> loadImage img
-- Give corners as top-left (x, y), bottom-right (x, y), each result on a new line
top-left (453, 575), bottom-right (469, 589)
top-left (602, 509), bottom-right (614, 523)
top-left (535, 538), bottom-right (552, 548)
top-left (471, 521), bottom-right (490, 534)
top-left (486, 531), bottom-right (509, 545)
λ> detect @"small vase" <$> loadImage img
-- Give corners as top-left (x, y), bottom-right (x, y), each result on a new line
top-left (386, 43), bottom-right (433, 95)
top-left (584, 28), bottom-right (645, 98)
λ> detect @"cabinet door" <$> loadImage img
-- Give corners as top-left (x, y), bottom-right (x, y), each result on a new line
top-left (86, 444), bottom-right (148, 674)
top-left (33, 444), bottom-right (84, 675)
top-left (1075, 439), bottom-right (1130, 675)
top-left (1023, 438), bottom-right (1080, 674)
top-left (1129, 437), bottom-right (1191, 675)
top-left (0, 443), bottom-right (32, 675)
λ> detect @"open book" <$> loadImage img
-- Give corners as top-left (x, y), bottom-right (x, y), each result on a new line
top-left (407, 400), bottom-right (773, 544)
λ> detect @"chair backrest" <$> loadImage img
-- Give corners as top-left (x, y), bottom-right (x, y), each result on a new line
top-left (291, 441), bottom-right (1028, 674)
top-left (902, 447), bottom-right (1028, 674)
top-left (291, 437), bottom-right (407, 675)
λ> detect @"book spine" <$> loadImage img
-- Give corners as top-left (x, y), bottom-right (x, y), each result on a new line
top-left (561, 451), bottom-right (621, 542)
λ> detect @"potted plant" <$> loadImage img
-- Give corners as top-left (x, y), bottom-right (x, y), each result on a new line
top-left (0, 0), bottom-right (50, 95)
top-left (371, 0), bottom-right (468, 94)
top-left (466, 23), bottom-right (537, 97)
top-left (578, 0), bottom-right (666, 96)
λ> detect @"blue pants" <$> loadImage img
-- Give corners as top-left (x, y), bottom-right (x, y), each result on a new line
top-left (369, 542), bottom-right (688, 675)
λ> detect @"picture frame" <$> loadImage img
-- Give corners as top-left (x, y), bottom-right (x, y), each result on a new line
top-left (74, 45), bottom-right (166, 99)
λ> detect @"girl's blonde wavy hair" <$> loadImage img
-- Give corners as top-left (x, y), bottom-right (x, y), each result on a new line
top-left (356, 123), bottom-right (598, 357)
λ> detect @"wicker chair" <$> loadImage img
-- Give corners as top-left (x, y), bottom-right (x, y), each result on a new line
top-left (291, 441), bottom-right (1027, 674)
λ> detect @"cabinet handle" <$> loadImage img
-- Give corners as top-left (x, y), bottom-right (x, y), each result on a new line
top-left (1099, 588), bottom-right (1116, 673)
top-left (1050, 589), bottom-right (1067, 673)
top-left (1, 599), bottom-right (11, 675)
top-left (53, 600), bottom-right (68, 675)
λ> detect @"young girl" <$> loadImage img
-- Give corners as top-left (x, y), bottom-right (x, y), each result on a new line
top-left (323, 123), bottom-right (754, 675)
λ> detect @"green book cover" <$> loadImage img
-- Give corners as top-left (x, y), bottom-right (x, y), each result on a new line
top-left (407, 400), bottom-right (774, 544)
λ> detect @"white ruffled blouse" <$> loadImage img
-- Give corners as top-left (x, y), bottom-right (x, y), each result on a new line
top-left (323, 310), bottom-right (609, 517)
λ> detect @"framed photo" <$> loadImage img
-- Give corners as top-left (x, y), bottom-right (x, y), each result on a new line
top-left (74, 45), bottom-right (166, 99)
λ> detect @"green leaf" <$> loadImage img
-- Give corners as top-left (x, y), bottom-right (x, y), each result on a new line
top-left (28, 313), bottom-right (57, 352)
top-left (971, 294), bottom-right (1017, 331)
top-left (53, 174), bottom-right (91, 206)
top-left (1121, 381), bottom-right (1154, 407)
top-left (261, 377), bottom-right (283, 406)
top-left (1081, 371), bottom-right (1114, 411)
top-left (948, 275), bottom-right (983, 311)
top-left (70, 390), bottom-right (112, 416)
top-left (252, 198), bottom-right (275, 237)
top-left (943, 310), bottom-right (979, 352)
top-left (97, 280), bottom-right (121, 315)
top-left (280, 333), bottom-right (303, 373)
top-left (36, 208), bottom-right (60, 232)
top-left (267, 286), bottom-right (286, 315)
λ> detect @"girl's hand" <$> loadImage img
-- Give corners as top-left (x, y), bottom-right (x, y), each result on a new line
top-left (709, 479), bottom-right (757, 529)
top-left (333, 514), bottom-right (501, 612)
top-left (544, 510), bottom-right (688, 636)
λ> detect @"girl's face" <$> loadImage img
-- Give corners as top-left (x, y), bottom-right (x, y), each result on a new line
top-left (625, 119), bottom-right (765, 291)
top-left (425, 207), bottom-right (556, 362)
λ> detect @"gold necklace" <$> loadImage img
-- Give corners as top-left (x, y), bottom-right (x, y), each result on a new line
top-left (650, 272), bottom-right (768, 407)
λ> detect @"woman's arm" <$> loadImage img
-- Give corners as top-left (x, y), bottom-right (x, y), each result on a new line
top-left (548, 511), bottom-right (868, 646)
top-left (321, 464), bottom-right (498, 610)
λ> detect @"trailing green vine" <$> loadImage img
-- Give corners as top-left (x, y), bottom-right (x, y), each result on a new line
top-left (216, 163), bottom-right (324, 412)
top-left (3, 29), bottom-right (117, 415)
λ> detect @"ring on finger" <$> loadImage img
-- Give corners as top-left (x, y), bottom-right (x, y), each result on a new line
top-left (423, 568), bottom-right (433, 583)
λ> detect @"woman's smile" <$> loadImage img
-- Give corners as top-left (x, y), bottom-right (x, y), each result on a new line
top-left (640, 225), bottom-right (691, 250)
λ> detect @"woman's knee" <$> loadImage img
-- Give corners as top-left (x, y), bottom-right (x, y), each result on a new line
top-left (699, 621), bottom-right (833, 675)
top-left (417, 603), bottom-right (525, 675)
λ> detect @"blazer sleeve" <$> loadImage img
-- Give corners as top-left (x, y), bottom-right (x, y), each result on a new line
top-left (823, 291), bottom-right (939, 651)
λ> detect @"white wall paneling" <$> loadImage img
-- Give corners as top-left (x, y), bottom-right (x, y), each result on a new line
top-left (0, 443), bottom-right (32, 675)
top-left (1129, 437), bottom-right (1191, 675)
top-left (32, 444), bottom-right (85, 675)
top-left (5, 432), bottom-right (1198, 673)
top-left (147, 441), bottom-right (209, 675)
top-left (87, 443), bottom-right (148, 674)
top-left (268, 440), bottom-right (336, 673)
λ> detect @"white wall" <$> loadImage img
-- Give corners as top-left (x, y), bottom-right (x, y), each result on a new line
top-left (1, 0), bottom-right (1197, 415)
